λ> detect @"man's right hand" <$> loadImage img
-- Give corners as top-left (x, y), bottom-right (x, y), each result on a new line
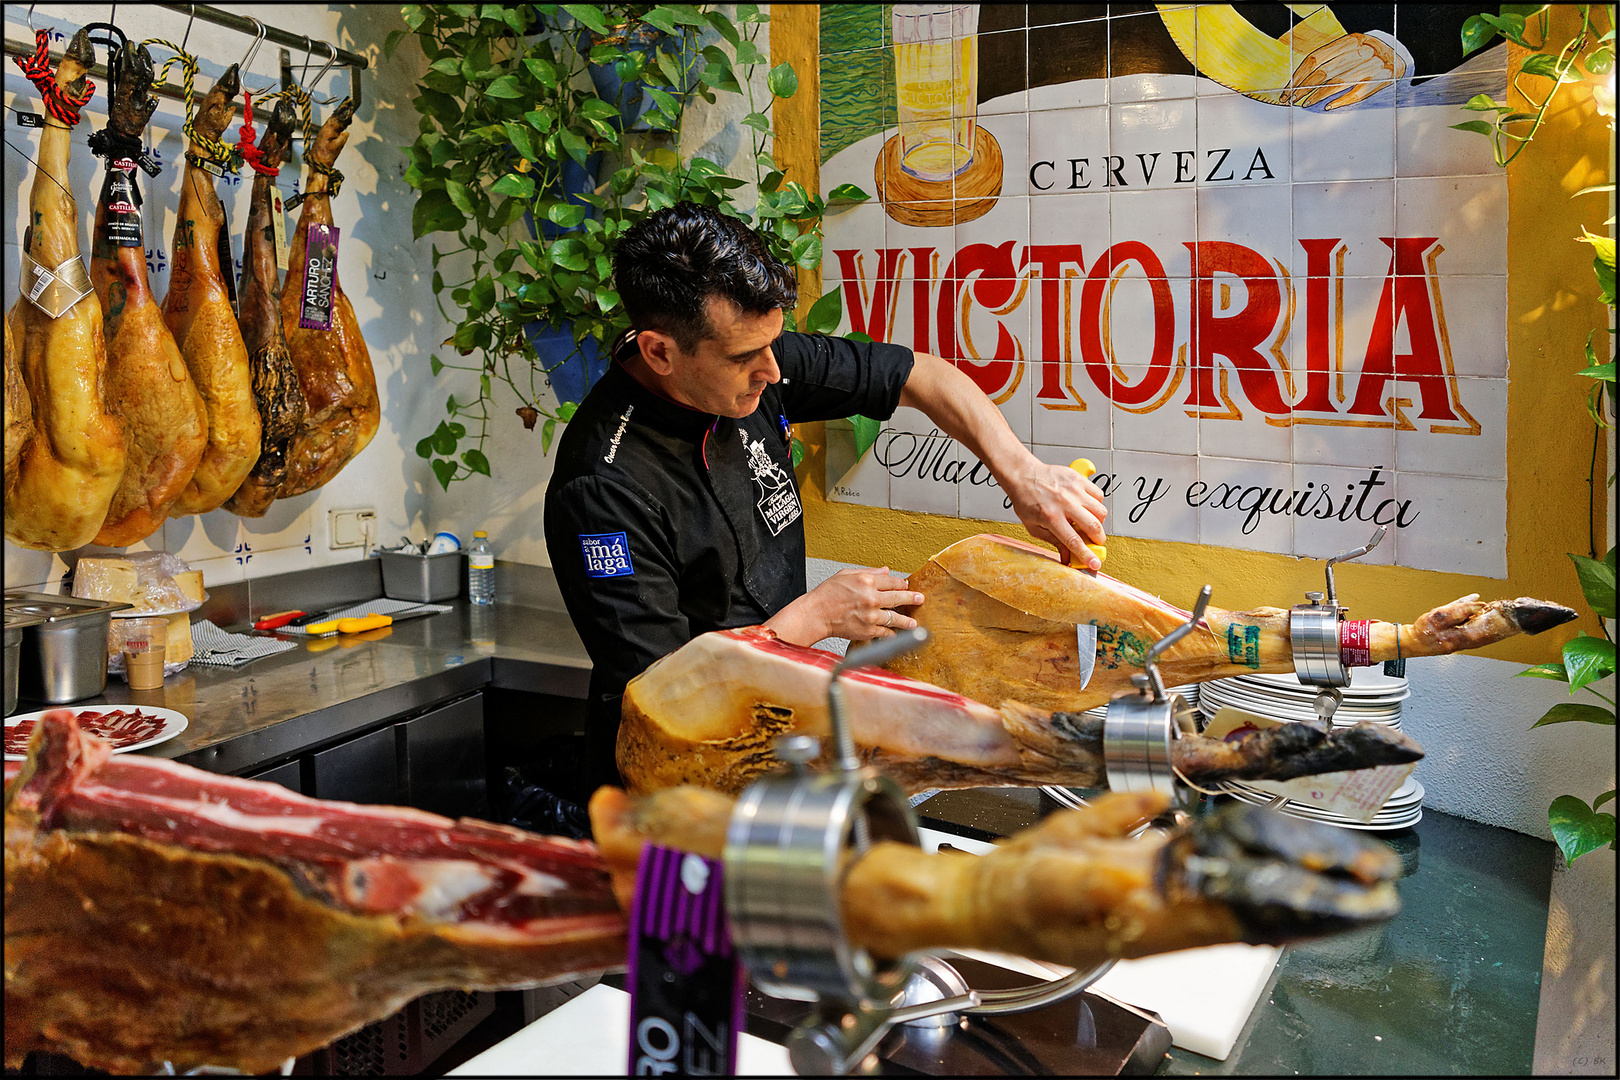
top-left (764, 567), bottom-right (925, 647)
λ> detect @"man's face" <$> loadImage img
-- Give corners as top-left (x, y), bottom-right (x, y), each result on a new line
top-left (644, 298), bottom-right (784, 418)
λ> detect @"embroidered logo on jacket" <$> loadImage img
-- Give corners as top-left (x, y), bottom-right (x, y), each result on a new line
top-left (580, 532), bottom-right (635, 577)
top-left (744, 431), bottom-right (801, 536)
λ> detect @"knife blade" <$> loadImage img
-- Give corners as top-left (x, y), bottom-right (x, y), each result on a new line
top-left (1075, 622), bottom-right (1099, 690)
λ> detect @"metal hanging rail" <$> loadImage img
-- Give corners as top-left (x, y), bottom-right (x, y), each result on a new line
top-left (4, 2), bottom-right (365, 112)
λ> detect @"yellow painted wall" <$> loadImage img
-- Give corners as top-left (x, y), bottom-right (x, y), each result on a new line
top-left (772, 5), bottom-right (1611, 664)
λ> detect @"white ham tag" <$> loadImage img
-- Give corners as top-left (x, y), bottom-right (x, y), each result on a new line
top-left (271, 188), bottom-right (288, 271)
top-left (1201, 707), bottom-right (1415, 824)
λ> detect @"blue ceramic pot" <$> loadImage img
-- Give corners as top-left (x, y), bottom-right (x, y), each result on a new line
top-left (523, 321), bottom-right (609, 406)
top-left (576, 25), bottom-right (698, 131)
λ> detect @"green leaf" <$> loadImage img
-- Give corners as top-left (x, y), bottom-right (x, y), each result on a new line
top-left (412, 189), bottom-right (466, 238)
top-left (430, 355), bottom-right (445, 376)
top-left (486, 74), bottom-right (526, 99)
top-left (1570, 550), bottom-right (1617, 619)
top-left (740, 110), bottom-right (771, 133)
top-left (805, 286), bottom-right (843, 335)
top-left (542, 417), bottom-right (558, 453)
top-left (1450, 119), bottom-right (1497, 137)
top-left (385, 28), bottom-right (410, 60)
top-left (548, 202), bottom-right (589, 228)
top-left (849, 414), bottom-right (882, 461)
top-left (1562, 635), bottom-right (1616, 693)
top-left (767, 62), bottom-right (798, 99)
top-left (461, 448), bottom-right (492, 476)
top-left (1531, 702), bottom-right (1616, 728)
top-left (556, 400), bottom-right (579, 422)
top-left (1520, 52), bottom-right (1572, 80)
top-left (524, 57), bottom-right (559, 85)
top-left (595, 285), bottom-right (620, 313)
top-left (1460, 14), bottom-right (1497, 56)
top-left (790, 232), bottom-right (822, 269)
top-left (1596, 789), bottom-right (1617, 810)
top-left (491, 173), bottom-right (535, 198)
top-left (415, 436), bottom-right (435, 459)
top-left (1462, 93), bottom-right (1506, 111)
top-left (828, 183), bottom-right (872, 203)
top-left (704, 8), bottom-right (741, 47)
top-left (1517, 662), bottom-right (1570, 681)
top-left (432, 421), bottom-right (459, 456)
top-left (561, 4), bottom-right (610, 35)
top-left (1549, 795), bottom-right (1616, 865)
top-left (557, 127), bottom-right (591, 165)
top-left (791, 435), bottom-right (804, 468)
top-left (579, 97), bottom-right (620, 121)
top-left (843, 331), bottom-right (873, 344)
top-left (431, 458), bottom-right (458, 491)
top-left (733, 38), bottom-right (766, 65)
top-left (640, 7), bottom-right (679, 35)
top-left (444, 179), bottom-right (475, 216)
top-left (550, 237), bottom-right (588, 272)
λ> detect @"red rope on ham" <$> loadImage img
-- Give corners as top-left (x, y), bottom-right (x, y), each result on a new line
top-left (236, 91), bottom-right (279, 176)
top-left (12, 28), bottom-right (95, 126)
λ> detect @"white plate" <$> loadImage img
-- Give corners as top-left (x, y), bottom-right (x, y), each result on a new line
top-left (1238, 669), bottom-right (1410, 696)
top-left (1203, 681), bottom-right (1408, 708)
top-left (6, 706), bottom-right (189, 759)
top-left (1221, 786), bottom-right (1423, 827)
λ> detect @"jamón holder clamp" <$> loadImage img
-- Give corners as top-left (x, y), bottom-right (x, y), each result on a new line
top-left (1289, 525), bottom-right (1387, 723)
top-left (1099, 585), bottom-right (1211, 806)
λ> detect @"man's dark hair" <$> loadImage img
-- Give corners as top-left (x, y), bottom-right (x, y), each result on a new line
top-left (613, 201), bottom-right (798, 350)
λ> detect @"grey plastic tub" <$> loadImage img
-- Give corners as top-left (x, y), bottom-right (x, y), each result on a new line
top-left (379, 551), bottom-right (464, 603)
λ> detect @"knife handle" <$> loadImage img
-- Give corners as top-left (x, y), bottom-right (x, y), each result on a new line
top-left (336, 613), bottom-right (392, 634)
top-left (253, 610), bottom-right (305, 631)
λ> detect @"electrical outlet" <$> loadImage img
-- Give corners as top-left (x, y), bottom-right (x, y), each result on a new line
top-left (329, 508), bottom-right (376, 550)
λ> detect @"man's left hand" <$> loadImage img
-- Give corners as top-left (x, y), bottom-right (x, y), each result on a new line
top-left (1002, 460), bottom-right (1108, 570)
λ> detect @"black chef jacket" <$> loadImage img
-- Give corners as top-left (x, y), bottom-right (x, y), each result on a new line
top-left (544, 329), bottom-right (914, 785)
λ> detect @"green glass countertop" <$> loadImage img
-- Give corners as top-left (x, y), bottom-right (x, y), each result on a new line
top-left (915, 788), bottom-right (1554, 1076)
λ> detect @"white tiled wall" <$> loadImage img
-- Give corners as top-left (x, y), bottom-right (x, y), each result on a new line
top-left (820, 6), bottom-right (1514, 576)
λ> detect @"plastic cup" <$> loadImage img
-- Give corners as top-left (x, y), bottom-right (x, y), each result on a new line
top-left (426, 531), bottom-right (461, 555)
top-left (121, 617), bottom-right (168, 691)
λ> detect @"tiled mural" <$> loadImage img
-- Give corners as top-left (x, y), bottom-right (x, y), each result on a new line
top-left (819, 3), bottom-right (1512, 577)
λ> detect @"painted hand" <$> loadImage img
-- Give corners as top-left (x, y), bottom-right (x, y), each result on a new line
top-left (1284, 33), bottom-right (1406, 111)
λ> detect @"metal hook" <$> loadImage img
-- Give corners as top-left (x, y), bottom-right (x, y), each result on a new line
top-left (1140, 585), bottom-right (1211, 701)
top-left (27, 3), bottom-right (39, 37)
top-left (237, 16), bottom-right (265, 71)
top-left (828, 628), bottom-right (930, 776)
top-left (306, 41), bottom-right (341, 103)
top-left (1323, 525), bottom-right (1386, 606)
top-left (179, 3), bottom-right (196, 54)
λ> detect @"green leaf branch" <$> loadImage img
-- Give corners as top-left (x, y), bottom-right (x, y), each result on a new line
top-left (399, 3), bottom-right (870, 489)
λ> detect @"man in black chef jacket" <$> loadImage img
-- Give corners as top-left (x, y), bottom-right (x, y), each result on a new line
top-left (544, 202), bottom-right (1107, 792)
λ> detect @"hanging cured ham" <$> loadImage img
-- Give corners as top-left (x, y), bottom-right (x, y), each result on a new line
top-left (617, 626), bottom-right (1425, 795)
top-left (7, 711), bottom-right (1401, 1074)
top-left (161, 64), bottom-right (261, 517)
top-left (888, 534), bottom-right (1579, 714)
top-left (4, 30), bottom-right (127, 552)
top-left (224, 96), bottom-right (306, 518)
top-left (88, 42), bottom-right (208, 547)
top-left (277, 96), bottom-right (378, 497)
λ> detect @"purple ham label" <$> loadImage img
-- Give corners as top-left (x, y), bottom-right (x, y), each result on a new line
top-left (627, 844), bottom-right (742, 1076)
top-left (298, 223), bottom-right (339, 330)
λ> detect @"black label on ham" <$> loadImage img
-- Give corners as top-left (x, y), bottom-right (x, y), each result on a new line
top-left (97, 162), bottom-right (144, 248)
top-left (298, 223), bottom-right (338, 331)
top-left (626, 845), bottom-right (741, 1076)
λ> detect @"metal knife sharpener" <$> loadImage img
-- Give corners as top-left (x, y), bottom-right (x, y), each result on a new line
top-left (1288, 525), bottom-right (1387, 724)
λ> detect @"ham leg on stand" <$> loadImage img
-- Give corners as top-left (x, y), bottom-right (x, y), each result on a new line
top-left (4, 30), bottom-right (127, 551)
top-left (88, 41), bottom-right (208, 547)
top-left (162, 64), bottom-right (261, 516)
top-left (277, 96), bottom-right (378, 496)
top-left (223, 96), bottom-right (305, 517)
top-left (7, 712), bottom-right (1402, 1074)
top-left (888, 534), bottom-right (1579, 714)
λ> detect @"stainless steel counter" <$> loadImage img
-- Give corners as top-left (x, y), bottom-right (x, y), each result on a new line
top-left (60, 600), bottom-right (589, 777)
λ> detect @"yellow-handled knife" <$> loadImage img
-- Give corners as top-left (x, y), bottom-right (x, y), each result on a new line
top-left (1067, 458), bottom-right (1108, 567)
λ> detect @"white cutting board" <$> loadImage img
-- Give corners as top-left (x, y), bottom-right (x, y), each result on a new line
top-left (447, 983), bottom-right (794, 1076)
top-left (918, 828), bottom-right (1280, 1061)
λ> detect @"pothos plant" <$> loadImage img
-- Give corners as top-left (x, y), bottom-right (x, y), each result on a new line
top-left (389, 3), bottom-right (871, 488)
top-left (1457, 4), bottom-right (1617, 864)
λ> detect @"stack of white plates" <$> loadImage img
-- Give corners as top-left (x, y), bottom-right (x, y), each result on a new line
top-left (1197, 668), bottom-right (1408, 730)
top-left (1221, 775), bottom-right (1425, 831)
top-left (1076, 683), bottom-right (1200, 722)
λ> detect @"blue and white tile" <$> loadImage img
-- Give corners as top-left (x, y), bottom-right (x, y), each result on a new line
top-left (1110, 186), bottom-right (1196, 277)
top-left (956, 452), bottom-right (1021, 525)
top-left (1395, 377), bottom-right (1507, 480)
top-left (1395, 100), bottom-right (1504, 178)
top-left (1394, 472), bottom-right (1506, 578)
top-left (1292, 407), bottom-right (1396, 470)
top-left (1032, 368), bottom-right (1109, 447)
top-left (822, 202), bottom-right (891, 279)
top-left (1290, 181), bottom-right (1395, 280)
top-left (1196, 456), bottom-right (1294, 554)
top-left (1197, 182), bottom-right (1292, 259)
top-left (1109, 98), bottom-right (1196, 192)
top-left (1431, 276), bottom-right (1507, 378)
top-left (888, 434), bottom-right (961, 517)
top-left (1110, 366), bottom-right (1197, 455)
top-left (825, 420), bottom-right (892, 510)
top-left (1196, 91), bottom-right (1291, 186)
top-left (1292, 99), bottom-right (1396, 182)
top-left (1110, 449), bottom-right (1199, 543)
top-left (1289, 464), bottom-right (1399, 566)
top-left (1394, 173), bottom-right (1508, 276)
top-left (1027, 107), bottom-right (1110, 197)
top-left (975, 112), bottom-right (1029, 200)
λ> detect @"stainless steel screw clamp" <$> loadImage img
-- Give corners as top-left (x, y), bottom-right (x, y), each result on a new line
top-left (1102, 585), bottom-right (1211, 803)
top-left (1289, 526), bottom-right (1387, 721)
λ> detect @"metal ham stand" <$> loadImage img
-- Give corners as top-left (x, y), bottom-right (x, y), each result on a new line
top-left (724, 594), bottom-right (1218, 1074)
top-left (1288, 525), bottom-right (1389, 726)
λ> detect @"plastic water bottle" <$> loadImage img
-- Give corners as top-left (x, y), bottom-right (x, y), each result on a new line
top-left (467, 531), bottom-right (496, 605)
